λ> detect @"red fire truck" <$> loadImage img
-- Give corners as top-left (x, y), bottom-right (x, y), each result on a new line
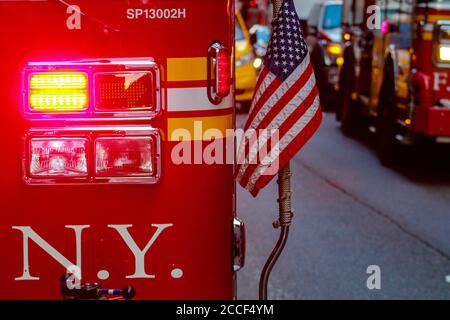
top-left (337, 0), bottom-right (450, 164)
top-left (0, 0), bottom-right (243, 299)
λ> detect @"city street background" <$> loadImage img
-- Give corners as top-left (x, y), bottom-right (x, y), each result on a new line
top-left (236, 113), bottom-right (450, 299)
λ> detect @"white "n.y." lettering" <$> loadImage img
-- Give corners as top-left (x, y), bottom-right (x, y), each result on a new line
top-left (12, 225), bottom-right (89, 281)
top-left (108, 224), bottom-right (173, 279)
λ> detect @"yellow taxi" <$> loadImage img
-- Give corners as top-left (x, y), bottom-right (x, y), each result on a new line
top-left (235, 11), bottom-right (260, 110)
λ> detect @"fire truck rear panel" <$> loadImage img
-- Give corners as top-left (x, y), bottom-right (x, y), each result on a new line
top-left (0, 0), bottom-right (235, 299)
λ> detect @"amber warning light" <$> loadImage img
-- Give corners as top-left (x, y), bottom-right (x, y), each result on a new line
top-left (23, 58), bottom-right (160, 119)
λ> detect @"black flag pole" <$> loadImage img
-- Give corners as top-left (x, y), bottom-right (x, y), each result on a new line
top-left (258, 0), bottom-right (294, 300)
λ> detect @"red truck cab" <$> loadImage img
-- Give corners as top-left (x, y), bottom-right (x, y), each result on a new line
top-left (337, 0), bottom-right (450, 164)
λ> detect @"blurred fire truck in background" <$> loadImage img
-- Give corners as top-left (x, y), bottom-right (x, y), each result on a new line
top-left (337, 0), bottom-right (450, 164)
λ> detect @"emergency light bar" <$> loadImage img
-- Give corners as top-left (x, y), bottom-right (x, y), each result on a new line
top-left (23, 58), bottom-right (160, 119)
top-left (23, 127), bottom-right (161, 185)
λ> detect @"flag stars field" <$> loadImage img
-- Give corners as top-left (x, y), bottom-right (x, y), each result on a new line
top-left (236, 0), bottom-right (322, 197)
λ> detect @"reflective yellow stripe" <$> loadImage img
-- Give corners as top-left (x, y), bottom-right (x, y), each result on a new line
top-left (422, 31), bottom-right (433, 41)
top-left (167, 57), bottom-right (207, 82)
top-left (168, 114), bottom-right (233, 141)
top-left (415, 31), bottom-right (434, 40)
top-left (417, 15), bottom-right (450, 23)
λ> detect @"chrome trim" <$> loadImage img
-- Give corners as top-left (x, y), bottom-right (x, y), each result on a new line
top-left (22, 126), bottom-right (161, 186)
top-left (207, 42), bottom-right (228, 105)
top-left (233, 217), bottom-right (246, 272)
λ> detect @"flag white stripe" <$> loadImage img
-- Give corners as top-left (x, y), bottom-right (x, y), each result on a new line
top-left (245, 96), bottom-right (321, 192)
top-left (236, 70), bottom-right (276, 167)
top-left (248, 55), bottom-right (311, 131)
top-left (236, 71), bottom-right (316, 181)
top-left (249, 69), bottom-right (277, 113)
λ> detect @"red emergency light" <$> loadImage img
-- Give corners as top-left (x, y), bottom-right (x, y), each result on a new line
top-left (207, 42), bottom-right (231, 104)
top-left (23, 58), bottom-right (161, 120)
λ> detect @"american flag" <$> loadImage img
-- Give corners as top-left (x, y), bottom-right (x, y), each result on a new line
top-left (236, 0), bottom-right (322, 197)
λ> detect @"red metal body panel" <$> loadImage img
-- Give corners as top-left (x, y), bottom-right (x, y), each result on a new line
top-left (0, 0), bottom-right (236, 299)
top-left (413, 106), bottom-right (450, 136)
top-left (411, 71), bottom-right (450, 136)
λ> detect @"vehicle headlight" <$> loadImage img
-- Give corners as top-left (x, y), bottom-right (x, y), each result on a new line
top-left (439, 45), bottom-right (450, 62)
top-left (236, 52), bottom-right (254, 67)
top-left (326, 43), bottom-right (342, 56)
top-left (253, 57), bottom-right (263, 69)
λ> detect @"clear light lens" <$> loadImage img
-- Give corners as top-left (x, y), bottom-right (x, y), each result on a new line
top-left (29, 72), bottom-right (88, 112)
top-left (439, 45), bottom-right (450, 62)
top-left (29, 139), bottom-right (88, 177)
top-left (95, 138), bottom-right (153, 177)
top-left (95, 72), bottom-right (153, 110)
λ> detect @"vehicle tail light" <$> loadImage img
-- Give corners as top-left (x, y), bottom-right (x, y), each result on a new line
top-left (94, 72), bottom-right (153, 111)
top-left (207, 42), bottom-right (231, 104)
top-left (95, 138), bottom-right (154, 177)
top-left (217, 50), bottom-right (231, 97)
top-left (23, 58), bottom-right (160, 119)
top-left (28, 72), bottom-right (88, 112)
top-left (29, 138), bottom-right (88, 177)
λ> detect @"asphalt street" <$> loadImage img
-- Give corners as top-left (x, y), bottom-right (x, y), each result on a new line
top-left (236, 112), bottom-right (450, 299)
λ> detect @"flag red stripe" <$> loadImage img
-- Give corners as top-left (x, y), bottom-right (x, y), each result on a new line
top-left (244, 75), bottom-right (283, 131)
top-left (253, 67), bottom-right (270, 96)
top-left (249, 107), bottom-right (322, 196)
top-left (251, 63), bottom-right (313, 133)
top-left (238, 85), bottom-right (319, 189)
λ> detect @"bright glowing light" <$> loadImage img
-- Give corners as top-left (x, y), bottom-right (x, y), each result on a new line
top-left (327, 44), bottom-right (342, 56)
top-left (381, 21), bottom-right (389, 34)
top-left (29, 72), bottom-right (88, 112)
top-left (253, 57), bottom-right (263, 69)
top-left (344, 33), bottom-right (351, 41)
top-left (337, 57), bottom-right (344, 66)
top-left (439, 45), bottom-right (450, 62)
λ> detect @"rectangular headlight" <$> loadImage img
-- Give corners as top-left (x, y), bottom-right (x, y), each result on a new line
top-left (29, 138), bottom-right (88, 177)
top-left (95, 137), bottom-right (154, 177)
top-left (24, 127), bottom-right (160, 185)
